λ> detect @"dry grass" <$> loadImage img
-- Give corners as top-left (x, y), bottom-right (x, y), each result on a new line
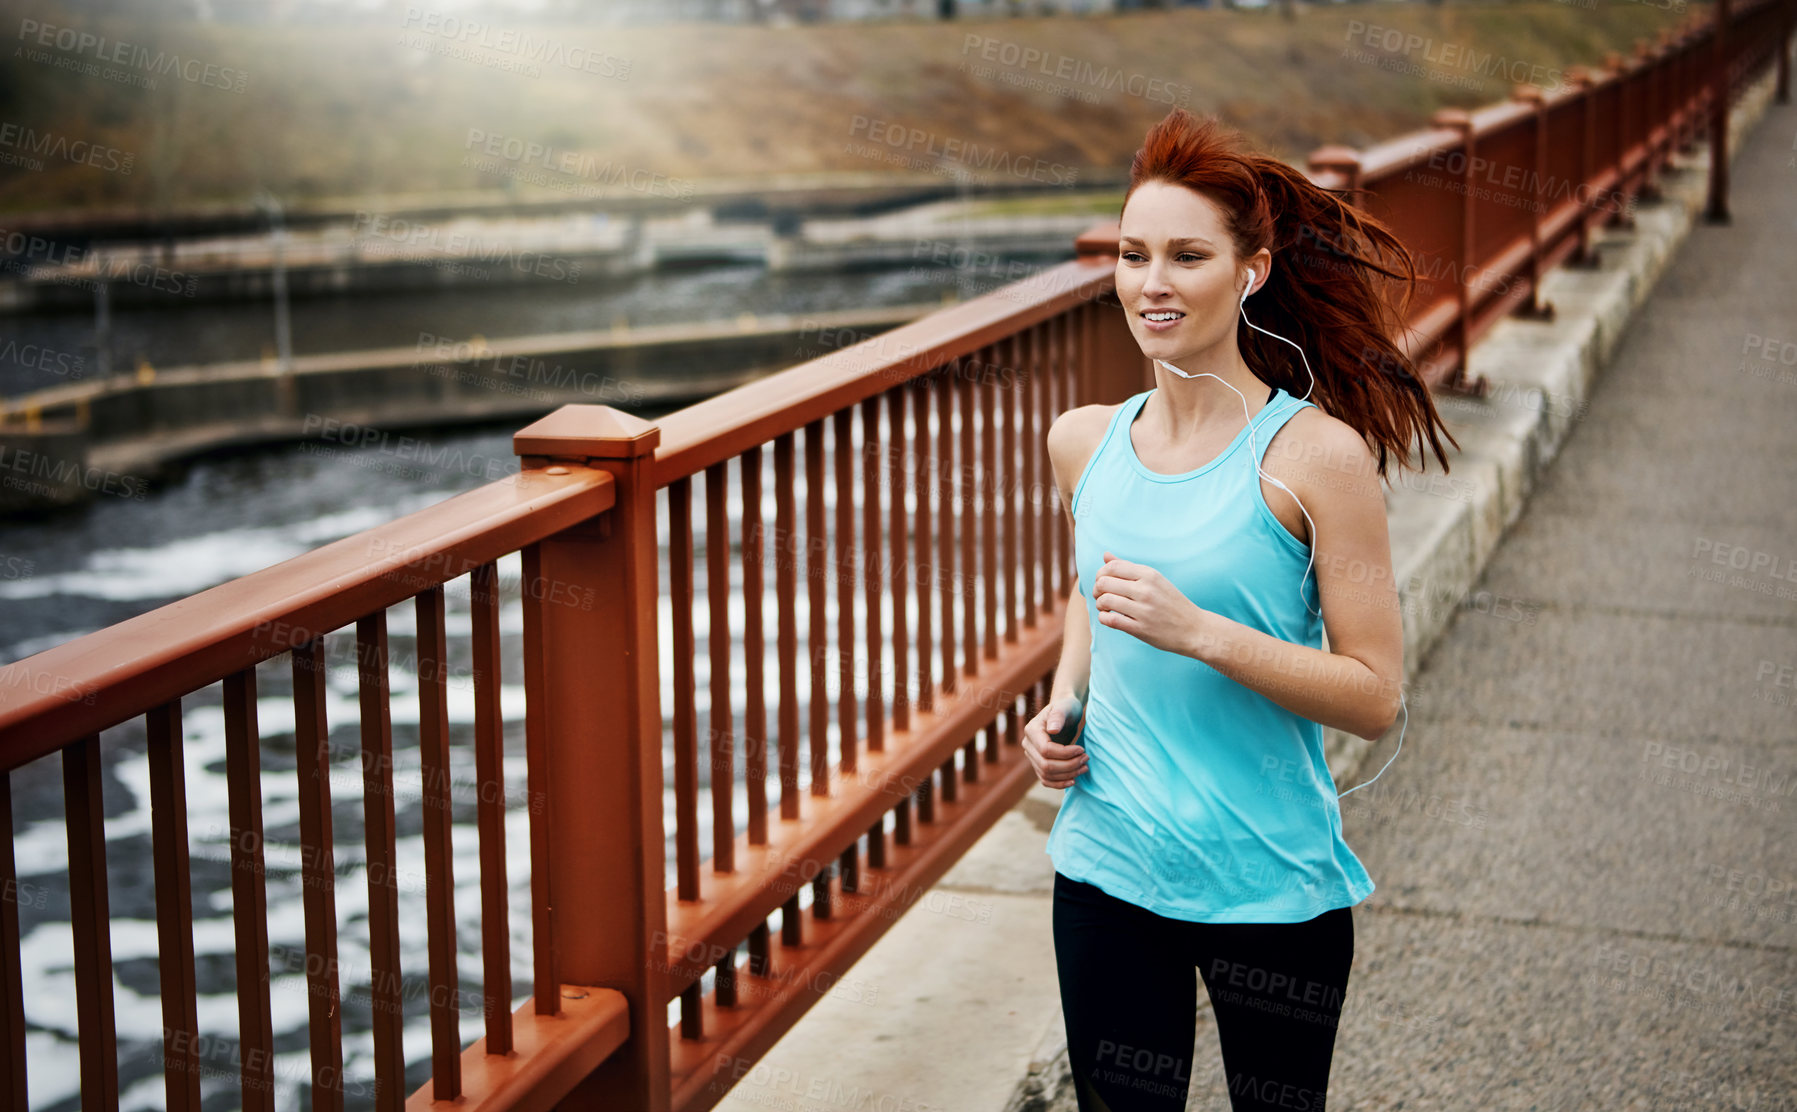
top-left (0, 1), bottom-right (1695, 214)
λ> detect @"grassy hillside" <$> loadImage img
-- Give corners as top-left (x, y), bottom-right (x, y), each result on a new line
top-left (0, 1), bottom-right (1697, 214)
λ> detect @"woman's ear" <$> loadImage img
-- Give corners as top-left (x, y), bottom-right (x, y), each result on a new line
top-left (1243, 249), bottom-right (1273, 299)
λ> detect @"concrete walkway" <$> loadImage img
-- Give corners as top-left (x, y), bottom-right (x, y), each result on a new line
top-left (711, 60), bottom-right (1796, 1112)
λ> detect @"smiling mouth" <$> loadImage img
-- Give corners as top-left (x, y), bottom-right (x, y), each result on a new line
top-left (1141, 310), bottom-right (1186, 322)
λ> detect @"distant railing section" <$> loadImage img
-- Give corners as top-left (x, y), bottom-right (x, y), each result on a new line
top-left (0, 4), bottom-right (1788, 1111)
top-left (1094, 0), bottom-right (1792, 394)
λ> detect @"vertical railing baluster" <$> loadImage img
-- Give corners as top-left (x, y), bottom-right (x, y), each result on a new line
top-left (806, 419), bottom-right (829, 796)
top-left (867, 813), bottom-right (887, 871)
top-left (1633, 44), bottom-right (1650, 199)
top-left (936, 368), bottom-right (957, 696)
top-left (782, 893), bottom-right (802, 945)
top-left (707, 462), bottom-right (736, 872)
top-left (1607, 52), bottom-right (1638, 226)
top-left (1573, 66), bottom-right (1598, 266)
top-left (1512, 84), bottom-right (1551, 319)
top-left (1037, 321), bottom-right (1055, 615)
top-left (0, 771), bottom-right (24, 1112)
top-left (224, 668), bottom-right (275, 1110)
top-left (1074, 294), bottom-right (1093, 408)
top-left (1060, 310), bottom-right (1078, 586)
top-left (814, 857), bottom-right (834, 920)
top-left (469, 561), bottom-right (513, 1054)
top-left (1023, 324), bottom-right (1040, 628)
top-left (741, 447), bottom-right (770, 846)
top-left (147, 699), bottom-right (201, 1111)
top-left (1428, 107), bottom-right (1474, 389)
top-left (841, 839), bottom-right (860, 896)
top-left (833, 408), bottom-right (858, 774)
top-left (292, 638), bottom-right (343, 1112)
top-left (520, 542), bottom-right (558, 1018)
top-left (914, 377), bottom-right (935, 715)
top-left (357, 612), bottom-right (405, 1108)
top-left (1676, 32), bottom-right (1693, 151)
top-left (775, 433), bottom-right (799, 821)
top-left (63, 731), bottom-right (118, 1110)
top-left (418, 583), bottom-right (462, 1100)
top-left (749, 921), bottom-right (770, 978)
top-left (981, 348), bottom-right (999, 662)
top-left (861, 395), bottom-right (885, 753)
top-left (716, 943), bottom-right (738, 1009)
top-left (670, 477), bottom-right (700, 898)
top-left (887, 387), bottom-right (910, 734)
top-left (1705, 0), bottom-right (1731, 223)
top-left (1002, 333), bottom-right (1020, 645)
top-left (1646, 36), bottom-right (1666, 187)
top-left (959, 364), bottom-right (978, 678)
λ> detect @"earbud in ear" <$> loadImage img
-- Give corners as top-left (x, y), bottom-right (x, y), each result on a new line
top-left (1240, 269), bottom-right (1254, 305)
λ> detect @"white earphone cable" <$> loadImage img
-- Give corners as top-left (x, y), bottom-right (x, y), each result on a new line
top-left (1155, 272), bottom-right (1404, 799)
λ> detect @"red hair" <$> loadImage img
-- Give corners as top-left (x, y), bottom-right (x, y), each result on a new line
top-left (1123, 108), bottom-right (1458, 480)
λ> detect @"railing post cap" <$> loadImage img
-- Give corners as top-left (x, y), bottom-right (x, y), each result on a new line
top-left (1565, 65), bottom-right (1596, 88)
top-left (1306, 144), bottom-right (1362, 172)
top-left (1510, 83), bottom-right (1548, 104)
top-left (1075, 219), bottom-right (1121, 260)
top-left (514, 403), bottom-right (660, 461)
top-left (1430, 107), bottom-right (1473, 128)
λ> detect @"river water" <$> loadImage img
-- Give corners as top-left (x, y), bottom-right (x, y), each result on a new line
top-left (0, 252), bottom-right (1059, 1110)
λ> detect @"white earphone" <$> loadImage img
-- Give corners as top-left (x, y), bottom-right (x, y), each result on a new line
top-left (1156, 267), bottom-right (1405, 799)
top-left (1156, 268), bottom-right (1318, 615)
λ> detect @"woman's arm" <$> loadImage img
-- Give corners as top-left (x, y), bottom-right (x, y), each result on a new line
top-left (1179, 413), bottom-right (1405, 741)
top-left (1046, 408), bottom-right (1101, 706)
top-left (1050, 583), bottom-right (1091, 705)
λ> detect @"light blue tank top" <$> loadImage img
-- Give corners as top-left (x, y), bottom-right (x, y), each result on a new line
top-left (1045, 385), bottom-right (1375, 923)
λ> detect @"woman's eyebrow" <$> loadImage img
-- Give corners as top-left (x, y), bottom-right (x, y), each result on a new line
top-left (1119, 236), bottom-right (1216, 247)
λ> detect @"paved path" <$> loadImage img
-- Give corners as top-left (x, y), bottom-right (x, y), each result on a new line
top-left (1201, 97), bottom-right (1797, 1112)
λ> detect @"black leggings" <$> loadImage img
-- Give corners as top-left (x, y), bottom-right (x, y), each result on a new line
top-left (1052, 871), bottom-right (1354, 1112)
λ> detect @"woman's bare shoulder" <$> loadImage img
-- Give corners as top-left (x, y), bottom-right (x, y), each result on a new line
top-left (1265, 405), bottom-right (1381, 494)
top-left (1046, 404), bottom-right (1120, 499)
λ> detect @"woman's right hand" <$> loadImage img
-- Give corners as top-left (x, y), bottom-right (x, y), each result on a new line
top-left (1023, 695), bottom-right (1088, 790)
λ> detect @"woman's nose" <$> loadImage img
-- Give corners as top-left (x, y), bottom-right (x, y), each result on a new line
top-left (1140, 259), bottom-right (1173, 295)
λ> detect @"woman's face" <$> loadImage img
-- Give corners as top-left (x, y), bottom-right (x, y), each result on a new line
top-left (1115, 180), bottom-right (1256, 366)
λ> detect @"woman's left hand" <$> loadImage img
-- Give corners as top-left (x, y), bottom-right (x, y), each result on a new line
top-left (1091, 551), bottom-right (1211, 657)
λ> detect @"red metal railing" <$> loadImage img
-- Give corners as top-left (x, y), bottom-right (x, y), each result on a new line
top-left (0, 5), bottom-right (1788, 1110)
top-left (1284, 0), bottom-right (1788, 393)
